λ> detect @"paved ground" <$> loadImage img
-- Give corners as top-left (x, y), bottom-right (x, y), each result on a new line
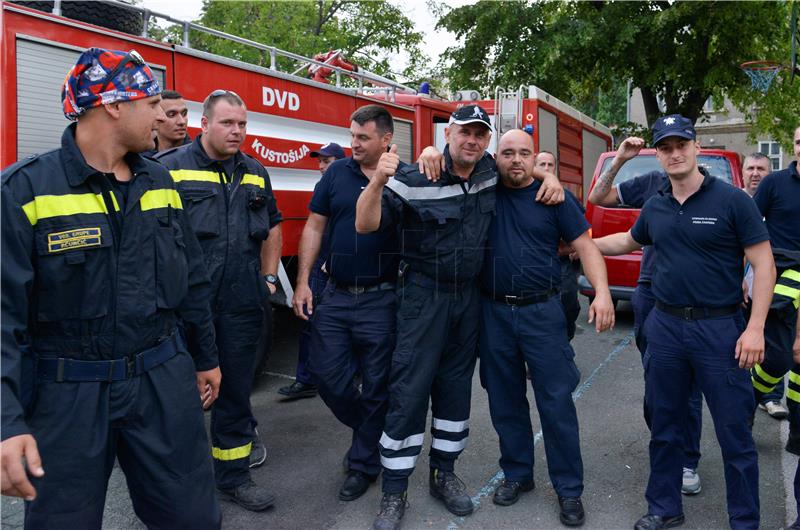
top-left (2, 299), bottom-right (797, 529)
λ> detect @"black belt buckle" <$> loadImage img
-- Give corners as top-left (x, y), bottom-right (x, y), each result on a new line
top-left (126, 356), bottom-right (136, 378)
top-left (504, 295), bottom-right (519, 305)
top-left (683, 306), bottom-right (694, 320)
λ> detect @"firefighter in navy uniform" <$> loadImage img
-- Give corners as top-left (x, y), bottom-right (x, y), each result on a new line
top-left (748, 125), bottom-right (800, 455)
top-left (156, 89), bottom-right (282, 511)
top-left (594, 115), bottom-right (775, 530)
top-left (356, 105), bottom-right (564, 530)
top-left (0, 48), bottom-right (222, 529)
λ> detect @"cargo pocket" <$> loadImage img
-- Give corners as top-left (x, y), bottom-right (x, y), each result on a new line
top-left (155, 216), bottom-right (189, 309)
top-left (34, 221), bottom-right (112, 321)
top-left (247, 188), bottom-right (272, 241)
top-left (561, 345), bottom-right (581, 392)
top-left (181, 186), bottom-right (220, 238)
top-left (397, 285), bottom-right (425, 319)
top-left (414, 202), bottom-right (461, 252)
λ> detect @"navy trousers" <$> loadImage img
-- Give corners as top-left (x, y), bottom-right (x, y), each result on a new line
top-left (644, 308), bottom-right (758, 529)
top-left (560, 258), bottom-right (581, 341)
top-left (632, 283), bottom-right (702, 470)
top-left (295, 264), bottom-right (328, 385)
top-left (308, 283), bottom-right (396, 477)
top-left (24, 351), bottom-right (221, 530)
top-left (380, 280), bottom-right (480, 494)
top-left (211, 309), bottom-right (263, 489)
top-left (479, 295), bottom-right (583, 498)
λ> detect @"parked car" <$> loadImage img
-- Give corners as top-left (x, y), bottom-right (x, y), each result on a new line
top-left (578, 149), bottom-right (744, 304)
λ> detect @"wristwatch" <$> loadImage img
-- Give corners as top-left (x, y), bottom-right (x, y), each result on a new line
top-left (263, 274), bottom-right (278, 286)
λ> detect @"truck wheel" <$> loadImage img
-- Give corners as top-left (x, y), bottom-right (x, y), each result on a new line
top-left (11, 1), bottom-right (144, 35)
top-left (253, 300), bottom-right (273, 382)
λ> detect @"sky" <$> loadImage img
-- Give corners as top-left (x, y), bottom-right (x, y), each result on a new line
top-left (139, 0), bottom-right (471, 77)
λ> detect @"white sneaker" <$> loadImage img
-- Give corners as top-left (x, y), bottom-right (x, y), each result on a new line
top-left (762, 400), bottom-right (789, 420)
top-left (681, 467), bottom-right (701, 495)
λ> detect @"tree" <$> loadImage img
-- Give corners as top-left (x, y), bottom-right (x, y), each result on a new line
top-left (161, 1), bottom-right (427, 85)
top-left (437, 0), bottom-right (797, 145)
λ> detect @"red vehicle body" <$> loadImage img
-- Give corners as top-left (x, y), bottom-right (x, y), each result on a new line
top-left (1, 1), bottom-right (613, 305)
top-left (578, 148), bottom-right (744, 303)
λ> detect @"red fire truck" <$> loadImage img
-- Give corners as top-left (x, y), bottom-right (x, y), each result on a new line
top-left (1, 0), bottom-right (613, 306)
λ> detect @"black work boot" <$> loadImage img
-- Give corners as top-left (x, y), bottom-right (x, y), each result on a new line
top-left (277, 381), bottom-right (318, 400)
top-left (634, 513), bottom-right (685, 530)
top-left (493, 479), bottom-right (535, 506)
top-left (429, 468), bottom-right (474, 516)
top-left (558, 496), bottom-right (586, 526)
top-left (373, 491), bottom-right (407, 530)
top-left (218, 480), bottom-right (275, 511)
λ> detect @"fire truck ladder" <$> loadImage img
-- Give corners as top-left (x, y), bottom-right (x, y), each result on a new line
top-left (493, 86), bottom-right (524, 135)
top-left (46, 0), bottom-right (417, 102)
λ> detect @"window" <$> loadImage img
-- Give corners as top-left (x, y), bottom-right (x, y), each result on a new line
top-left (758, 140), bottom-right (782, 171)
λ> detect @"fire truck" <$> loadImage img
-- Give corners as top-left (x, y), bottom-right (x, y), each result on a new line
top-left (1, 0), bottom-right (613, 307)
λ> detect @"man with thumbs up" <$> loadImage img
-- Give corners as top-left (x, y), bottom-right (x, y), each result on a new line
top-left (292, 105), bottom-right (402, 502)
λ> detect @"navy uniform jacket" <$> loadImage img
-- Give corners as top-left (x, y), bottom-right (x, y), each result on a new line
top-left (1, 124), bottom-right (218, 440)
top-left (156, 137), bottom-right (282, 312)
top-left (381, 147), bottom-right (497, 284)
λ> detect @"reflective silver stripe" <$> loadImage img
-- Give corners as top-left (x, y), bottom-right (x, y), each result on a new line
top-left (386, 178), bottom-right (465, 201)
top-left (379, 432), bottom-right (425, 451)
top-left (431, 437), bottom-right (467, 453)
top-left (432, 418), bottom-right (469, 432)
top-left (380, 454), bottom-right (418, 470)
top-left (468, 176), bottom-right (497, 194)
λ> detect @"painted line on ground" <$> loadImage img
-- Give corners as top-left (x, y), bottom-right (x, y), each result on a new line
top-left (262, 370), bottom-right (296, 380)
top-left (446, 331), bottom-right (635, 530)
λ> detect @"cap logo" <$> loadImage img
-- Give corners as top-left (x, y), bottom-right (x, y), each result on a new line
top-left (471, 107), bottom-right (485, 118)
top-left (663, 117), bottom-right (676, 125)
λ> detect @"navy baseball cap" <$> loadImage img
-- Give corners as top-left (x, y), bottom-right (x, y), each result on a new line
top-left (449, 104), bottom-right (493, 131)
top-left (310, 142), bottom-right (345, 159)
top-left (652, 114), bottom-right (696, 146)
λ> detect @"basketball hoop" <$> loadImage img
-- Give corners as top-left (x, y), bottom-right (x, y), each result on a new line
top-left (740, 60), bottom-right (783, 93)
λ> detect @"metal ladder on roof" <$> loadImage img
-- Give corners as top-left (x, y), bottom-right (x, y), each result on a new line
top-left (42, 0), bottom-right (417, 102)
top-left (493, 86), bottom-right (524, 135)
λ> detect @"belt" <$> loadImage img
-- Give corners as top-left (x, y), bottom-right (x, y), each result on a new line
top-left (37, 332), bottom-right (181, 383)
top-left (404, 270), bottom-right (465, 293)
top-left (332, 280), bottom-right (395, 295)
top-left (655, 301), bottom-right (740, 320)
top-left (484, 288), bottom-right (559, 306)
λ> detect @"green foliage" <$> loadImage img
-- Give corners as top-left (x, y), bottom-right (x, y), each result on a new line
top-left (438, 0), bottom-right (797, 143)
top-left (152, 1), bottom-right (428, 85)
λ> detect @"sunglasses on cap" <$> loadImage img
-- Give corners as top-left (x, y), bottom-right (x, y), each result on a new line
top-left (98, 50), bottom-right (146, 93)
top-left (208, 88), bottom-right (242, 100)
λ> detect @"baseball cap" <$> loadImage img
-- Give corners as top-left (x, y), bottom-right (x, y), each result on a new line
top-left (448, 104), bottom-right (493, 131)
top-left (61, 47), bottom-right (161, 121)
top-left (651, 114), bottom-right (696, 146)
top-left (310, 142), bottom-right (346, 159)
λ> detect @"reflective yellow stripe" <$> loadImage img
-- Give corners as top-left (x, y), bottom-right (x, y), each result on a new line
top-left (170, 169), bottom-right (221, 184)
top-left (211, 442), bottom-right (252, 461)
top-left (751, 377), bottom-right (774, 394)
top-left (140, 188), bottom-right (183, 212)
top-left (787, 387), bottom-right (800, 404)
top-left (754, 363), bottom-right (782, 385)
top-left (790, 371), bottom-right (800, 385)
top-left (782, 269), bottom-right (800, 283)
top-left (21, 193), bottom-right (120, 226)
top-left (774, 284), bottom-right (800, 308)
top-left (241, 173), bottom-right (265, 188)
